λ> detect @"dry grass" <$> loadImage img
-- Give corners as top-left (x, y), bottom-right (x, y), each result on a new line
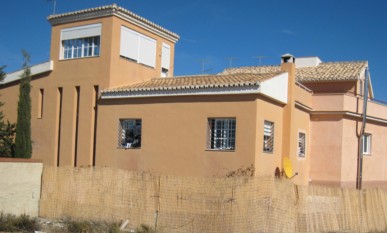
top-left (0, 212), bottom-right (37, 232)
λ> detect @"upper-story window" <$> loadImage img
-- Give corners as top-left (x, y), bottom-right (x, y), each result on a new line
top-left (161, 43), bottom-right (171, 77)
top-left (60, 23), bottom-right (102, 60)
top-left (63, 37), bottom-right (100, 59)
top-left (120, 26), bottom-right (156, 68)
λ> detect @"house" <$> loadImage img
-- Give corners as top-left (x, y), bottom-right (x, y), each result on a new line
top-left (1, 4), bottom-right (387, 188)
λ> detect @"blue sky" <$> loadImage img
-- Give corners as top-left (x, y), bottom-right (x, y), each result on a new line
top-left (1, 0), bottom-right (387, 100)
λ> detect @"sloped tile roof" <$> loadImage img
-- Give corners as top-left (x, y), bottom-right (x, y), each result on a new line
top-left (297, 61), bottom-right (367, 82)
top-left (102, 73), bottom-right (283, 93)
top-left (47, 4), bottom-right (179, 42)
top-left (220, 61), bottom-right (368, 82)
top-left (221, 66), bottom-right (281, 75)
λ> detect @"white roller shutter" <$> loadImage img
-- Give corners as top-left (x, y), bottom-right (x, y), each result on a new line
top-left (120, 26), bottom-right (139, 61)
top-left (61, 23), bottom-right (102, 40)
top-left (161, 43), bottom-right (171, 70)
top-left (139, 35), bottom-right (156, 68)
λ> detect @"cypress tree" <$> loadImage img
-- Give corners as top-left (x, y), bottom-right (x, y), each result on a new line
top-left (0, 66), bottom-right (16, 157)
top-left (14, 51), bottom-right (32, 158)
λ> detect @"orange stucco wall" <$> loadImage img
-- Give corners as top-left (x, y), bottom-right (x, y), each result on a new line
top-left (303, 81), bottom-right (357, 95)
top-left (310, 92), bottom-right (387, 188)
top-left (0, 12), bottom-right (177, 167)
top-left (254, 97), bottom-right (284, 176)
top-left (309, 114), bottom-right (344, 186)
top-left (96, 94), bottom-right (274, 177)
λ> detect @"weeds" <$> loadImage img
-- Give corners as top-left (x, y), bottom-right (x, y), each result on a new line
top-left (135, 224), bottom-right (156, 233)
top-left (226, 164), bottom-right (255, 177)
top-left (0, 212), bottom-right (37, 232)
top-left (65, 220), bottom-right (124, 233)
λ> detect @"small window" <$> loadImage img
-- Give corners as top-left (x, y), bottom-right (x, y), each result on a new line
top-left (38, 89), bottom-right (44, 118)
top-left (161, 43), bottom-right (171, 76)
top-left (208, 118), bottom-right (236, 150)
top-left (363, 134), bottom-right (372, 155)
top-left (298, 131), bottom-right (306, 158)
top-left (263, 120), bottom-right (274, 153)
top-left (118, 119), bottom-right (142, 149)
top-left (161, 68), bottom-right (169, 78)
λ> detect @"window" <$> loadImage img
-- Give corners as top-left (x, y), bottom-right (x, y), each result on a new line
top-left (161, 43), bottom-right (171, 77)
top-left (118, 119), bottom-right (142, 149)
top-left (60, 23), bottom-right (102, 60)
top-left (120, 26), bottom-right (156, 68)
top-left (263, 120), bottom-right (274, 153)
top-left (208, 118), bottom-right (236, 150)
top-left (298, 132), bottom-right (306, 158)
top-left (38, 89), bottom-right (44, 118)
top-left (62, 36), bottom-right (100, 59)
top-left (363, 133), bottom-right (372, 155)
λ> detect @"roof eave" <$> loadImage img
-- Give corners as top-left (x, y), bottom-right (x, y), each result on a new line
top-left (48, 4), bottom-right (180, 43)
top-left (101, 85), bottom-right (261, 99)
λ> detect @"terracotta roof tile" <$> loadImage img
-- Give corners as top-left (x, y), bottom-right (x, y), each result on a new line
top-left (220, 61), bottom-right (368, 82)
top-left (47, 4), bottom-right (179, 41)
top-left (221, 66), bottom-right (281, 75)
top-left (297, 61), bottom-right (367, 82)
top-left (103, 73), bottom-right (283, 93)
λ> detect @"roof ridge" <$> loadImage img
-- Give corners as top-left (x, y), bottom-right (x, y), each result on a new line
top-left (320, 61), bottom-right (368, 64)
top-left (223, 65), bottom-right (280, 70)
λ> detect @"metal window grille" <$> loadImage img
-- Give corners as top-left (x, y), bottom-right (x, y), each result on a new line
top-left (208, 118), bottom-right (236, 150)
top-left (63, 36), bottom-right (100, 59)
top-left (298, 132), bottom-right (306, 158)
top-left (362, 134), bottom-right (372, 155)
top-left (118, 119), bottom-right (142, 149)
top-left (263, 120), bottom-right (274, 153)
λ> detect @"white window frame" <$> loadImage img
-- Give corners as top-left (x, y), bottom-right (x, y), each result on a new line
top-left (362, 133), bottom-right (372, 155)
top-left (62, 36), bottom-right (100, 59)
top-left (118, 119), bottom-right (142, 149)
top-left (60, 23), bottom-right (102, 60)
top-left (263, 120), bottom-right (274, 153)
top-left (208, 118), bottom-right (236, 151)
top-left (298, 130), bottom-right (306, 158)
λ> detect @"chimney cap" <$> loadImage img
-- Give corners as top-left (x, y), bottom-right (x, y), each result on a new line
top-left (281, 53), bottom-right (295, 64)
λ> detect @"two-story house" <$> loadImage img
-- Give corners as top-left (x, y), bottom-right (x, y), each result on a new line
top-left (1, 4), bottom-right (387, 188)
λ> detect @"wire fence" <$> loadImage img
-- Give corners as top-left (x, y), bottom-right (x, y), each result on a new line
top-left (40, 166), bottom-right (387, 232)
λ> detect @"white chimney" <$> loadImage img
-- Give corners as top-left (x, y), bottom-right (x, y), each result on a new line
top-left (295, 57), bottom-right (322, 68)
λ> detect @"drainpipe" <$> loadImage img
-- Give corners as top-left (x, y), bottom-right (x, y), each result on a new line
top-left (356, 67), bottom-right (369, 190)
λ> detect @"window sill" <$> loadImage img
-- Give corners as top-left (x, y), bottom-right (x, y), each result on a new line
top-left (119, 56), bottom-right (156, 70)
top-left (206, 149), bottom-right (235, 152)
top-left (117, 147), bottom-right (141, 150)
top-left (263, 151), bottom-right (274, 154)
top-left (59, 56), bottom-right (100, 61)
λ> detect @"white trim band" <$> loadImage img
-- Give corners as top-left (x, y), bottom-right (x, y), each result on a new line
top-left (1, 61), bottom-right (53, 85)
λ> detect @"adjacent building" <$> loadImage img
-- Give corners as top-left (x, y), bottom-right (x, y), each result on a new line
top-left (1, 4), bottom-right (387, 188)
